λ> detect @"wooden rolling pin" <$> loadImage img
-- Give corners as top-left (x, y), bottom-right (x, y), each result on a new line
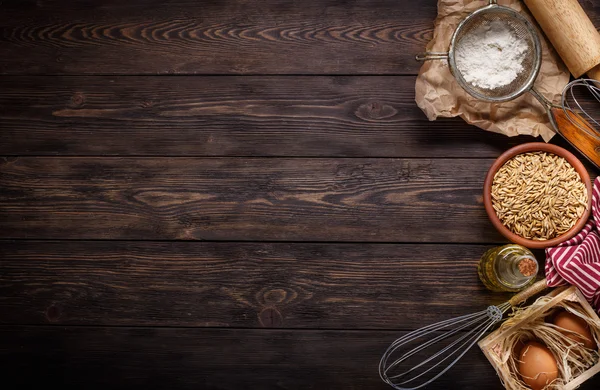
top-left (523, 0), bottom-right (600, 80)
top-left (523, 0), bottom-right (600, 168)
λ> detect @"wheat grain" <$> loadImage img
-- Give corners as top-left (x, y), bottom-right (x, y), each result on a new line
top-left (491, 152), bottom-right (588, 240)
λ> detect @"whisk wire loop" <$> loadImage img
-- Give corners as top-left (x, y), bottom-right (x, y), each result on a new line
top-left (561, 79), bottom-right (600, 141)
top-left (379, 302), bottom-right (511, 390)
top-left (384, 312), bottom-right (488, 374)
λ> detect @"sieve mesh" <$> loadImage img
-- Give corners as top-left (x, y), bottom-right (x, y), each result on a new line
top-left (449, 7), bottom-right (541, 102)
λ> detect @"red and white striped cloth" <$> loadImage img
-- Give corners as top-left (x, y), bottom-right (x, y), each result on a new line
top-left (546, 177), bottom-right (600, 313)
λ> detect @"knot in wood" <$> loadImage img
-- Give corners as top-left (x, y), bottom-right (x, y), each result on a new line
top-left (45, 305), bottom-right (61, 322)
top-left (259, 307), bottom-right (283, 328)
top-left (263, 288), bottom-right (287, 304)
top-left (256, 286), bottom-right (297, 306)
top-left (355, 101), bottom-right (397, 121)
top-left (70, 92), bottom-right (86, 107)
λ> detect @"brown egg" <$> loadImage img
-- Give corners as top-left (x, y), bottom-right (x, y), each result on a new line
top-left (518, 341), bottom-right (558, 390)
top-left (553, 311), bottom-right (596, 349)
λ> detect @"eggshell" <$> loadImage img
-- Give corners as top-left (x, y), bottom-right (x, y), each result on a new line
top-left (518, 341), bottom-right (558, 390)
top-left (553, 311), bottom-right (596, 349)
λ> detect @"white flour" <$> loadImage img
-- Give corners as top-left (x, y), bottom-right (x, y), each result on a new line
top-left (455, 20), bottom-right (528, 90)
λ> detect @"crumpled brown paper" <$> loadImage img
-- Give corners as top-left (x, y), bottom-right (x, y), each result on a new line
top-left (416, 0), bottom-right (570, 141)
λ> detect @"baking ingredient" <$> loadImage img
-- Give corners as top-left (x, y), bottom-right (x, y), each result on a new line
top-left (478, 244), bottom-right (537, 292)
top-left (455, 20), bottom-right (528, 90)
top-left (518, 341), bottom-right (559, 390)
top-left (491, 151), bottom-right (588, 240)
top-left (490, 297), bottom-right (600, 390)
top-left (553, 311), bottom-right (596, 349)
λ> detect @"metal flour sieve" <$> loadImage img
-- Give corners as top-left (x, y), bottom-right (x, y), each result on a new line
top-left (417, 0), bottom-right (542, 102)
top-left (418, 0), bottom-right (600, 169)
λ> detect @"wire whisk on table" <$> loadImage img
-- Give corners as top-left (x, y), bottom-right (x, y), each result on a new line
top-left (561, 79), bottom-right (600, 142)
top-left (379, 279), bottom-right (548, 390)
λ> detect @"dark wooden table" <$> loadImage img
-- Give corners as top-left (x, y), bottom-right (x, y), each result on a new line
top-left (1, 0), bottom-right (600, 389)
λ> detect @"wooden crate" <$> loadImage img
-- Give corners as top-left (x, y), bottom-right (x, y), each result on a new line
top-left (478, 286), bottom-right (600, 390)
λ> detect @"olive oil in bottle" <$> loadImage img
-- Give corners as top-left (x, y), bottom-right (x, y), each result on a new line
top-left (477, 244), bottom-right (538, 292)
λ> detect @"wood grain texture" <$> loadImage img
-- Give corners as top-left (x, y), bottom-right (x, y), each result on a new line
top-left (0, 157), bottom-right (503, 242)
top-left (5, 0), bottom-right (600, 388)
top-left (0, 76), bottom-right (527, 157)
top-left (1, 0), bottom-right (597, 75)
top-left (3, 325), bottom-right (599, 390)
top-left (523, 0), bottom-right (600, 77)
top-left (0, 325), bottom-right (507, 390)
top-left (0, 0), bottom-right (436, 75)
top-left (0, 240), bottom-right (521, 328)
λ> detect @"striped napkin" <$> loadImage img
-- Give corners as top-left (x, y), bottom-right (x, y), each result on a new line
top-left (545, 177), bottom-right (600, 312)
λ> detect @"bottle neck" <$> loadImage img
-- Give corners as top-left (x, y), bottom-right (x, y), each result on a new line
top-left (494, 246), bottom-right (538, 289)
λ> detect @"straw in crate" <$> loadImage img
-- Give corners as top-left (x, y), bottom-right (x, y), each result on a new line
top-left (479, 286), bottom-right (600, 389)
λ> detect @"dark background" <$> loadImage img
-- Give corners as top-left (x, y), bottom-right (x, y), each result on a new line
top-left (1, 0), bottom-right (599, 388)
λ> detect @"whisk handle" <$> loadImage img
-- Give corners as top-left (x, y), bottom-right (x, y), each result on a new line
top-left (509, 279), bottom-right (548, 307)
top-left (550, 107), bottom-right (600, 169)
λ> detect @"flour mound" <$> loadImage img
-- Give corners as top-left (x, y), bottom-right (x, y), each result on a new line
top-left (455, 20), bottom-right (529, 90)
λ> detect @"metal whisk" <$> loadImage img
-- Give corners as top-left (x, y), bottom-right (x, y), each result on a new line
top-left (379, 279), bottom-right (548, 390)
top-left (561, 79), bottom-right (600, 141)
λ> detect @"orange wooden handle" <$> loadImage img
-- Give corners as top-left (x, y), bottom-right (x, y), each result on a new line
top-left (551, 107), bottom-right (600, 169)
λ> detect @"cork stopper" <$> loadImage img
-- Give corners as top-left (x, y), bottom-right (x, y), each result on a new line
top-left (518, 258), bottom-right (537, 277)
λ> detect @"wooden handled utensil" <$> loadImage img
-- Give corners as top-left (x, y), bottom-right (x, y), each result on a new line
top-left (523, 0), bottom-right (600, 80)
top-left (417, 0), bottom-right (600, 168)
top-left (379, 279), bottom-right (549, 390)
top-left (531, 87), bottom-right (600, 169)
top-left (523, 0), bottom-right (600, 168)
top-left (550, 102), bottom-right (600, 169)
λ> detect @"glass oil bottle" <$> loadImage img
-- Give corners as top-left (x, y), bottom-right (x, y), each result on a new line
top-left (477, 244), bottom-right (538, 292)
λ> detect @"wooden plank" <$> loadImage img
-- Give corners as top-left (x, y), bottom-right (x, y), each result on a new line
top-left (0, 0), bottom-right (436, 75)
top-left (1, 1), bottom-right (598, 75)
top-left (0, 76), bottom-right (525, 157)
top-left (0, 325), bottom-right (510, 390)
top-left (0, 241), bottom-right (520, 328)
top-left (0, 157), bottom-right (503, 242)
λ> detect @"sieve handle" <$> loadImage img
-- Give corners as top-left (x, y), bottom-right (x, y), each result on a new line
top-left (415, 52), bottom-right (448, 61)
top-left (509, 279), bottom-right (548, 307)
top-left (489, 0), bottom-right (497, 4)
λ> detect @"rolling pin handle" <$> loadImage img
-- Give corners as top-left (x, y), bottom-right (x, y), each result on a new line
top-left (588, 64), bottom-right (600, 83)
top-left (524, 0), bottom-right (600, 80)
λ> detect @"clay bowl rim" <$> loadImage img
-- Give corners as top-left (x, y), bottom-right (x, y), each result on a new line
top-left (483, 142), bottom-right (592, 249)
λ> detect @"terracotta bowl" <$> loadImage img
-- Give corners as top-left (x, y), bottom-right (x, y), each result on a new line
top-left (483, 143), bottom-right (592, 249)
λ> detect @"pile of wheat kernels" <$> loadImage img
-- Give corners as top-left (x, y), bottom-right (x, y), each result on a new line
top-left (491, 152), bottom-right (588, 240)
